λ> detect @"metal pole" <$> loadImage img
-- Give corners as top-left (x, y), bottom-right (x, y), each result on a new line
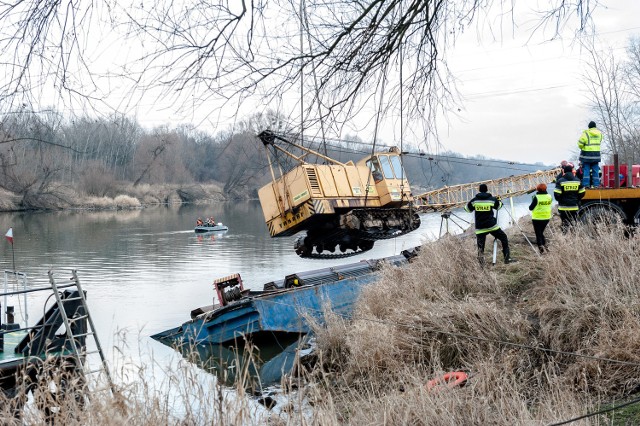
top-left (627, 153), bottom-right (633, 189)
top-left (22, 273), bottom-right (28, 328)
top-left (503, 206), bottom-right (540, 256)
top-left (493, 207), bottom-right (500, 265)
top-left (3, 272), bottom-right (7, 324)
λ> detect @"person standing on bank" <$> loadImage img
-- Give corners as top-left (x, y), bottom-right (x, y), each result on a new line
top-left (578, 121), bottom-right (602, 188)
top-left (554, 164), bottom-right (586, 233)
top-left (465, 184), bottom-right (513, 264)
top-left (529, 183), bottom-right (553, 253)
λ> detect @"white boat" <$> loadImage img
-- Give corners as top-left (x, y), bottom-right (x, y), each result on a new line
top-left (194, 223), bottom-right (228, 233)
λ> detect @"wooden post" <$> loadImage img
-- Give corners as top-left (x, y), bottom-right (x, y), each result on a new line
top-left (628, 153), bottom-right (634, 188)
top-left (614, 153), bottom-right (620, 189)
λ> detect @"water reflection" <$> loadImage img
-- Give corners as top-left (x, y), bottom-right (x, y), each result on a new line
top-left (158, 333), bottom-right (304, 390)
top-left (0, 199), bottom-right (533, 373)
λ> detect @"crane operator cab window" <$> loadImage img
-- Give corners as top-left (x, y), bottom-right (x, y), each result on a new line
top-left (367, 155), bottom-right (407, 181)
top-left (367, 158), bottom-right (384, 183)
top-left (388, 155), bottom-right (406, 181)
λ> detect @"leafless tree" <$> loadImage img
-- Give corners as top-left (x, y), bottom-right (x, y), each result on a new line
top-left (131, 131), bottom-right (171, 187)
top-left (123, 1), bottom-right (599, 139)
top-left (0, 1), bottom-right (598, 136)
top-left (583, 37), bottom-right (640, 169)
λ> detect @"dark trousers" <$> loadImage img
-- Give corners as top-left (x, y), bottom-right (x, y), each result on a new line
top-left (532, 219), bottom-right (549, 248)
top-left (559, 210), bottom-right (578, 234)
top-left (476, 228), bottom-right (510, 261)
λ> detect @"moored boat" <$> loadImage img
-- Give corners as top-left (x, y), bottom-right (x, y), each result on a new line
top-left (1, 269), bottom-right (112, 417)
top-left (151, 247), bottom-right (420, 348)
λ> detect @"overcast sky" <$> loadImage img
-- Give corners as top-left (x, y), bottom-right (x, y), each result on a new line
top-left (19, 1), bottom-right (640, 168)
top-left (429, 2), bottom-right (640, 166)
top-left (124, 1), bottom-right (640, 166)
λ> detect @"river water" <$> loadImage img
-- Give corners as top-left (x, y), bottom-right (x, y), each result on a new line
top-left (0, 199), bottom-right (532, 385)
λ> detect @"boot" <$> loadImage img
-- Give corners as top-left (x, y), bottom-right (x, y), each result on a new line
top-left (504, 251), bottom-right (516, 264)
top-left (538, 245), bottom-right (544, 254)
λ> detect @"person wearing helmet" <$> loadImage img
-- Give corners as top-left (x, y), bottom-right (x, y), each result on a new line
top-left (555, 160), bottom-right (569, 183)
top-left (465, 184), bottom-right (514, 264)
top-left (529, 183), bottom-right (553, 253)
top-left (554, 164), bottom-right (586, 233)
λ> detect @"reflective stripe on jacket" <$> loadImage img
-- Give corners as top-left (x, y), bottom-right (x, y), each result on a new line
top-left (578, 128), bottom-right (602, 162)
top-left (465, 192), bottom-right (502, 234)
top-left (529, 192), bottom-right (553, 220)
top-left (554, 174), bottom-right (585, 211)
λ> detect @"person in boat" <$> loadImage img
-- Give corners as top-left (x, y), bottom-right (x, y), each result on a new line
top-left (207, 217), bottom-right (216, 226)
top-left (196, 217), bottom-right (204, 226)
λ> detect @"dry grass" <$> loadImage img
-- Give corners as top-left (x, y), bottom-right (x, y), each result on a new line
top-left (0, 339), bottom-right (265, 425)
top-left (302, 218), bottom-right (640, 424)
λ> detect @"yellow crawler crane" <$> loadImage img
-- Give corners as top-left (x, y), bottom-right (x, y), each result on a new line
top-left (256, 130), bottom-right (421, 259)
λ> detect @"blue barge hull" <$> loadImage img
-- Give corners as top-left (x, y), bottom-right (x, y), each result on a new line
top-left (152, 249), bottom-right (419, 346)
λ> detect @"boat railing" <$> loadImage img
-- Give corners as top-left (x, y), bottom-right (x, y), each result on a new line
top-left (1, 269), bottom-right (82, 349)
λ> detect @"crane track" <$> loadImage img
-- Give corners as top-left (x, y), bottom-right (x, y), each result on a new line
top-left (294, 211), bottom-right (420, 259)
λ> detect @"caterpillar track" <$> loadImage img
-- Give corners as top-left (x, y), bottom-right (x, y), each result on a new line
top-left (293, 208), bottom-right (421, 259)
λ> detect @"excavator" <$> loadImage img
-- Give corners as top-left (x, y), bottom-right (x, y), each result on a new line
top-left (256, 130), bottom-right (421, 259)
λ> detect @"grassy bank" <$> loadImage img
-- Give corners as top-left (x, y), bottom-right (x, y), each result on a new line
top-left (295, 217), bottom-right (640, 424)
top-left (0, 182), bottom-right (229, 212)
top-left (2, 217), bottom-right (639, 424)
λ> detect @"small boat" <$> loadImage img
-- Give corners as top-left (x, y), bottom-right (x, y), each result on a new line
top-left (151, 248), bottom-right (419, 347)
top-left (1, 270), bottom-right (112, 416)
top-left (194, 223), bottom-right (229, 233)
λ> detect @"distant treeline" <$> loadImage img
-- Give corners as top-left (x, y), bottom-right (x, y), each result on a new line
top-left (0, 109), bottom-right (550, 206)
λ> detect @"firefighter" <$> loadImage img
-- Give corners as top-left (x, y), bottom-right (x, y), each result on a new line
top-left (555, 160), bottom-right (569, 183)
top-left (554, 164), bottom-right (586, 233)
top-left (529, 183), bottom-right (552, 253)
top-left (578, 121), bottom-right (602, 188)
top-left (465, 184), bottom-right (513, 265)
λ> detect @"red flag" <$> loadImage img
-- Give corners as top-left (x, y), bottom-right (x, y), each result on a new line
top-left (5, 228), bottom-right (13, 245)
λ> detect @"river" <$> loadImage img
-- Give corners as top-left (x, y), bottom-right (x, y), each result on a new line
top-left (0, 199), bottom-right (533, 387)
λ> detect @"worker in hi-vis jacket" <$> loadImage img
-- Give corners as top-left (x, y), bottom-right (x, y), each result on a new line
top-left (465, 184), bottom-right (514, 265)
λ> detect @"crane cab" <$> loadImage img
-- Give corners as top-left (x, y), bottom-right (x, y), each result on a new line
top-left (358, 148), bottom-right (412, 207)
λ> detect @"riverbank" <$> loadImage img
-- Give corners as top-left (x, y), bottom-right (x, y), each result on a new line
top-left (2, 216), bottom-right (638, 424)
top-left (289, 217), bottom-right (640, 424)
top-left (0, 182), bottom-right (232, 212)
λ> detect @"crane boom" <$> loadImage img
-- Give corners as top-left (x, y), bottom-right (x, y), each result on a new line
top-left (414, 168), bottom-right (561, 212)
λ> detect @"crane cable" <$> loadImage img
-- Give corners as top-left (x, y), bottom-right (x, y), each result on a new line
top-left (364, 65), bottom-right (389, 208)
top-left (301, 0), bottom-right (329, 158)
